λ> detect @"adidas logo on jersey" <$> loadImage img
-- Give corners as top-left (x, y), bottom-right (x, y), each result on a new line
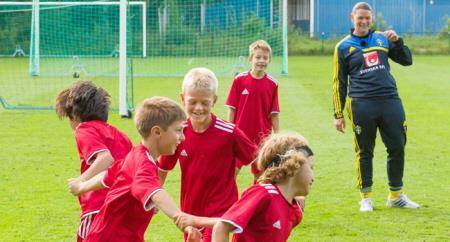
top-left (241, 89), bottom-right (249, 95)
top-left (180, 149), bottom-right (188, 157)
top-left (272, 220), bottom-right (281, 229)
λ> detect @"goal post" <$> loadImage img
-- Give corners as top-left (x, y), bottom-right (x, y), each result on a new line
top-left (0, 1), bottom-right (145, 113)
top-left (26, 1), bottom-right (147, 76)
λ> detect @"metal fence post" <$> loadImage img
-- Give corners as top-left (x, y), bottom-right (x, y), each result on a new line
top-left (321, 32), bottom-right (325, 54)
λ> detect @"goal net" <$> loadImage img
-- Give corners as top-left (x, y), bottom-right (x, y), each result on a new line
top-left (0, 0), bottom-right (287, 111)
top-left (0, 1), bottom-right (143, 111)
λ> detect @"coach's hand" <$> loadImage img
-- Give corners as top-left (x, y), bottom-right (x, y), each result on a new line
top-left (334, 118), bottom-right (346, 133)
top-left (384, 30), bottom-right (399, 42)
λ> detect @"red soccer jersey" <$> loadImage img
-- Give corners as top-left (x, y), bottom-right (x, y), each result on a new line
top-left (75, 120), bottom-right (133, 215)
top-left (226, 71), bottom-right (280, 146)
top-left (101, 158), bottom-right (125, 188)
top-left (159, 114), bottom-right (257, 218)
top-left (221, 184), bottom-right (303, 242)
top-left (85, 144), bottom-right (162, 242)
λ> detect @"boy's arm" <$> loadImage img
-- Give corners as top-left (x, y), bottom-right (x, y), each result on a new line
top-left (68, 171), bottom-right (106, 196)
top-left (270, 113), bottom-right (279, 133)
top-left (227, 107), bottom-right (236, 123)
top-left (174, 213), bottom-right (220, 229)
top-left (151, 189), bottom-right (183, 222)
top-left (212, 221), bottom-right (235, 242)
top-left (152, 189), bottom-right (219, 229)
top-left (79, 151), bottom-right (114, 181)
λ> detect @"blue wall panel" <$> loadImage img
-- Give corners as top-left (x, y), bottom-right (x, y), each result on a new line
top-left (313, 0), bottom-right (449, 36)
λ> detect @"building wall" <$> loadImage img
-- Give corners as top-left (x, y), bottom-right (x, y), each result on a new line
top-left (289, 0), bottom-right (310, 31)
top-left (309, 0), bottom-right (449, 37)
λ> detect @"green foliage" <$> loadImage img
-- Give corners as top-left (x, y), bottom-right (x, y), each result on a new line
top-left (288, 29), bottom-right (337, 55)
top-left (402, 34), bottom-right (449, 55)
top-left (288, 30), bottom-right (450, 55)
top-left (148, 13), bottom-right (283, 57)
top-left (371, 13), bottom-right (391, 32)
top-left (438, 16), bottom-right (449, 40)
top-left (0, 10), bottom-right (31, 54)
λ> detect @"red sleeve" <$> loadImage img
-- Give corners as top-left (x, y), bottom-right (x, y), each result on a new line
top-left (131, 160), bottom-right (162, 211)
top-left (270, 84), bottom-right (280, 114)
top-left (75, 125), bottom-right (109, 165)
top-left (225, 77), bottom-right (240, 109)
top-left (221, 186), bottom-right (270, 233)
top-left (158, 144), bottom-right (182, 171)
top-left (233, 127), bottom-right (257, 166)
top-left (102, 158), bottom-right (124, 188)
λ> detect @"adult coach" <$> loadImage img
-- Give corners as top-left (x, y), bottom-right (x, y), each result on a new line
top-left (332, 2), bottom-right (419, 212)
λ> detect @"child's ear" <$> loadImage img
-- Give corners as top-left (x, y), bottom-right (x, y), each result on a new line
top-left (150, 126), bottom-right (162, 137)
top-left (213, 95), bottom-right (218, 105)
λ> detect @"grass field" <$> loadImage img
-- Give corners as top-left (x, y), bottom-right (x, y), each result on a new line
top-left (0, 56), bottom-right (449, 241)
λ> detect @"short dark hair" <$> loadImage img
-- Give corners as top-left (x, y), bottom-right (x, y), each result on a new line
top-left (134, 96), bottom-right (186, 138)
top-left (55, 81), bottom-right (110, 122)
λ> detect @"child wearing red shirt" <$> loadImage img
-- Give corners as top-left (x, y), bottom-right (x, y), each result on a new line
top-left (212, 133), bottom-right (315, 242)
top-left (84, 97), bottom-right (206, 242)
top-left (226, 40), bottom-right (280, 175)
top-left (159, 68), bottom-right (257, 242)
top-left (55, 81), bottom-right (133, 241)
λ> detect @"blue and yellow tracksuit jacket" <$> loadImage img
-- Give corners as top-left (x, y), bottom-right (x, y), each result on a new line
top-left (332, 29), bottom-right (412, 119)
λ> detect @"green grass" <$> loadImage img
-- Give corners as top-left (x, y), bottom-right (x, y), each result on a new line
top-left (0, 56), bottom-right (284, 109)
top-left (1, 56), bottom-right (449, 241)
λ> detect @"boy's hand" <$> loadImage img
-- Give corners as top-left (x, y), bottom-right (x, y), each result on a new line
top-left (184, 226), bottom-right (202, 242)
top-left (174, 212), bottom-right (197, 231)
top-left (67, 178), bottom-right (84, 196)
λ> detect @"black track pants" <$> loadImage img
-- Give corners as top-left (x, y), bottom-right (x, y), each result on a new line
top-left (348, 97), bottom-right (407, 189)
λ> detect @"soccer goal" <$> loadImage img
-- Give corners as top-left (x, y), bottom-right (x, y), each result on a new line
top-left (0, 1), bottom-right (144, 115)
top-left (0, 0), bottom-right (288, 113)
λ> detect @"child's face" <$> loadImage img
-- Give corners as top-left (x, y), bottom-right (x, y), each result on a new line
top-left (181, 87), bottom-right (217, 124)
top-left (294, 156), bottom-right (315, 196)
top-left (158, 120), bottom-right (185, 155)
top-left (250, 49), bottom-right (271, 73)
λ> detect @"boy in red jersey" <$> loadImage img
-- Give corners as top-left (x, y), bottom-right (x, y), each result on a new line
top-left (159, 67), bottom-right (258, 242)
top-left (85, 97), bottom-right (207, 242)
top-left (212, 133), bottom-right (315, 242)
top-left (55, 81), bottom-right (133, 241)
top-left (225, 40), bottom-right (280, 175)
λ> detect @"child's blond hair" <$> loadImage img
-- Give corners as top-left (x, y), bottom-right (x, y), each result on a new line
top-left (257, 133), bottom-right (313, 184)
top-left (249, 40), bottom-right (272, 60)
top-left (181, 67), bottom-right (218, 95)
top-left (134, 96), bottom-right (186, 138)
